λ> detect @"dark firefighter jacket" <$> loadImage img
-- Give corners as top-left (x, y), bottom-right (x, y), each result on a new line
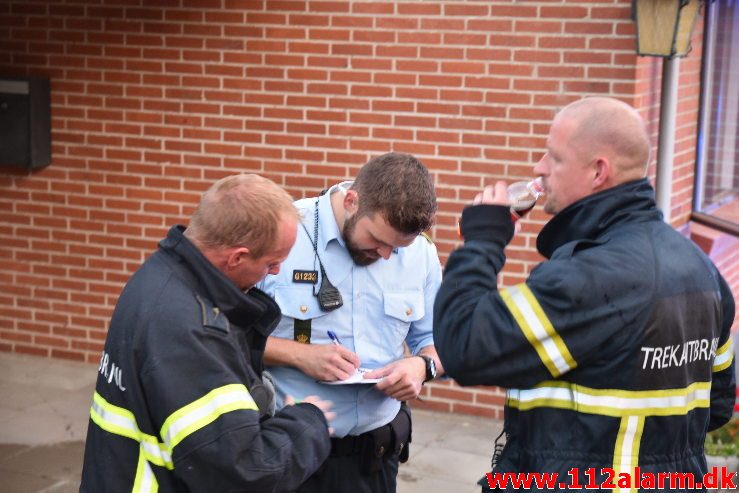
top-left (434, 179), bottom-right (736, 491)
top-left (80, 225), bottom-right (331, 493)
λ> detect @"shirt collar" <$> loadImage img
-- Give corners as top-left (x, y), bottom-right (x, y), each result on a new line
top-left (316, 181), bottom-right (352, 251)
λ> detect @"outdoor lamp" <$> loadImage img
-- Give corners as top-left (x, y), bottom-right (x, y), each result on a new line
top-left (634, 0), bottom-right (702, 57)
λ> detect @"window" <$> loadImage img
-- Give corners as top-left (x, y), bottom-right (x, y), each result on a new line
top-left (695, 0), bottom-right (739, 233)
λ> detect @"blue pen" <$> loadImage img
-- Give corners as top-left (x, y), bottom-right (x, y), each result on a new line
top-left (327, 330), bottom-right (342, 346)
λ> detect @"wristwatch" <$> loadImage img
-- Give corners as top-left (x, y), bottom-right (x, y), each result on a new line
top-left (417, 355), bottom-right (437, 383)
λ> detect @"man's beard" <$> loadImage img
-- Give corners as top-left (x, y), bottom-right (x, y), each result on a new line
top-left (343, 214), bottom-right (381, 266)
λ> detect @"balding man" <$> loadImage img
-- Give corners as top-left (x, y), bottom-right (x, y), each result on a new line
top-left (81, 174), bottom-right (334, 493)
top-left (434, 97), bottom-right (736, 492)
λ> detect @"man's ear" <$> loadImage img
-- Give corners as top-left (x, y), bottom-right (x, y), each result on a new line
top-left (343, 189), bottom-right (359, 215)
top-left (592, 157), bottom-right (611, 189)
top-left (227, 247), bottom-right (250, 268)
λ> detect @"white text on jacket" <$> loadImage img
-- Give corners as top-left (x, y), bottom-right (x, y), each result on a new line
top-left (640, 338), bottom-right (719, 370)
top-left (98, 351), bottom-right (126, 391)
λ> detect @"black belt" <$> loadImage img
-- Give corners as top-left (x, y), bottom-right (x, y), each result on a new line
top-left (330, 433), bottom-right (369, 457)
top-left (329, 404), bottom-right (412, 465)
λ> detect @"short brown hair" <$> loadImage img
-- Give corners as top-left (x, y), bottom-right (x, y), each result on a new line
top-left (184, 174), bottom-right (298, 258)
top-left (351, 152), bottom-right (436, 234)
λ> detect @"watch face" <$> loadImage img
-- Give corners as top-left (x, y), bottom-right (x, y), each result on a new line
top-left (422, 355), bottom-right (436, 381)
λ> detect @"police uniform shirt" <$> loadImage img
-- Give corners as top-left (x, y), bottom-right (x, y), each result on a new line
top-left (259, 182), bottom-right (442, 437)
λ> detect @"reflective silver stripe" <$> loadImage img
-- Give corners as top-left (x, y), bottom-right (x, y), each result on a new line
top-left (161, 384), bottom-right (257, 452)
top-left (507, 381), bottom-right (711, 417)
top-left (713, 337), bottom-right (734, 372)
top-left (500, 284), bottom-right (576, 377)
top-left (133, 448), bottom-right (158, 493)
top-left (89, 391), bottom-right (173, 468)
top-left (90, 394), bottom-right (138, 440)
top-left (613, 416), bottom-right (644, 493)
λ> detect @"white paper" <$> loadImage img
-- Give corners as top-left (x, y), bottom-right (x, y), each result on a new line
top-left (320, 367), bottom-right (382, 385)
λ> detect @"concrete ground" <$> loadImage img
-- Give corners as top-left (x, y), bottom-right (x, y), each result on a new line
top-left (0, 352), bottom-right (499, 493)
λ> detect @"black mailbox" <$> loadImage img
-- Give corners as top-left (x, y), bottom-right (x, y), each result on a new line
top-left (0, 76), bottom-right (51, 169)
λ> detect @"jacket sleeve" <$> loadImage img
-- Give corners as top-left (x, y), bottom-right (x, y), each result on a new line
top-left (433, 204), bottom-right (651, 389)
top-left (174, 403), bottom-right (331, 493)
top-left (433, 204), bottom-right (524, 387)
top-left (140, 301), bottom-right (330, 493)
top-left (708, 273), bottom-right (736, 431)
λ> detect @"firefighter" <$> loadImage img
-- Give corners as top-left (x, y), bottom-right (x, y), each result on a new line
top-left (81, 174), bottom-right (334, 493)
top-left (434, 97), bottom-right (736, 491)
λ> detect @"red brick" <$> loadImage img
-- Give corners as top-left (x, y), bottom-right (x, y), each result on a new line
top-left (589, 37), bottom-right (635, 51)
top-left (352, 2), bottom-right (393, 14)
top-left (541, 6), bottom-right (589, 18)
top-left (539, 66), bottom-right (585, 78)
top-left (588, 66), bottom-right (637, 80)
top-left (397, 3), bottom-right (440, 16)
top-left (305, 30), bottom-right (350, 44)
top-left (439, 117), bottom-right (483, 131)
top-left (408, 399), bottom-right (451, 413)
top-left (592, 6), bottom-right (631, 20)
top-left (565, 51), bottom-right (612, 65)
top-left (0, 331), bottom-right (32, 343)
top-left (17, 346), bottom-right (49, 357)
top-left (51, 349), bottom-right (85, 361)
top-left (465, 76), bottom-right (510, 90)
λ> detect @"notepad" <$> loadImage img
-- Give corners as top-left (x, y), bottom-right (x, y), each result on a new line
top-left (320, 367), bottom-right (382, 385)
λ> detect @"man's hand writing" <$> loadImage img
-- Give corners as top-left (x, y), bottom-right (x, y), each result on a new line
top-left (295, 343), bottom-right (361, 381)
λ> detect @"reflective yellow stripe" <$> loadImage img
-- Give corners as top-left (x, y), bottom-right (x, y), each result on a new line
top-left (713, 337), bottom-right (734, 372)
top-left (160, 383), bottom-right (257, 452)
top-left (90, 392), bottom-right (173, 469)
top-left (132, 448), bottom-right (158, 493)
top-left (507, 381), bottom-right (711, 417)
top-left (613, 415), bottom-right (644, 493)
top-left (500, 283), bottom-right (576, 377)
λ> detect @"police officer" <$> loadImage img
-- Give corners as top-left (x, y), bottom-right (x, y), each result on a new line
top-left (81, 174), bottom-right (335, 493)
top-left (433, 97), bottom-right (736, 491)
top-left (260, 152), bottom-right (444, 493)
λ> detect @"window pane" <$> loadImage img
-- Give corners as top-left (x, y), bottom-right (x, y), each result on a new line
top-left (696, 0), bottom-right (739, 226)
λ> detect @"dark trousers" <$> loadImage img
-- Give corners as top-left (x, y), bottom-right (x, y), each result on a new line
top-left (297, 405), bottom-right (411, 493)
top-left (296, 452), bottom-right (399, 493)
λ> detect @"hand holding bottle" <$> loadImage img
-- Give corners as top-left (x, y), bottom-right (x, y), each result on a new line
top-left (473, 181), bottom-right (509, 206)
top-left (473, 177), bottom-right (544, 221)
top-left (463, 178), bottom-right (544, 239)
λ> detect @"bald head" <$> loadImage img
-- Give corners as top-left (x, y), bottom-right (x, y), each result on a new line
top-left (556, 97), bottom-right (651, 185)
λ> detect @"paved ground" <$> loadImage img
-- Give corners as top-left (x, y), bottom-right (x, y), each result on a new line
top-left (0, 352), bottom-right (499, 493)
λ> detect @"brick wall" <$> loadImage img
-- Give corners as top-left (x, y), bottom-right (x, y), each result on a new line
top-left (0, 0), bottom-right (734, 418)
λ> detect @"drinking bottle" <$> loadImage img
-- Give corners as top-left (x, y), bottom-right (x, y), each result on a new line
top-left (508, 177), bottom-right (544, 221)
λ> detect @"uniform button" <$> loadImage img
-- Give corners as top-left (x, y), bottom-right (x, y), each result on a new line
top-left (300, 305), bottom-right (308, 313)
top-left (405, 308), bottom-right (412, 316)
top-left (378, 445), bottom-right (385, 455)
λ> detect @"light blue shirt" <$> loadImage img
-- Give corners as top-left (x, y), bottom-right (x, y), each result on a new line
top-left (259, 182), bottom-right (442, 437)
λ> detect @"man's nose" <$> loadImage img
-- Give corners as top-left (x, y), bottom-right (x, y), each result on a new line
top-left (377, 245), bottom-right (393, 260)
top-left (533, 156), bottom-right (547, 175)
top-left (269, 264), bottom-right (281, 275)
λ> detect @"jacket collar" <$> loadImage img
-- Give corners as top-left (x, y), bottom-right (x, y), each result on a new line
top-left (159, 225), bottom-right (281, 337)
top-left (536, 179), bottom-right (662, 259)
